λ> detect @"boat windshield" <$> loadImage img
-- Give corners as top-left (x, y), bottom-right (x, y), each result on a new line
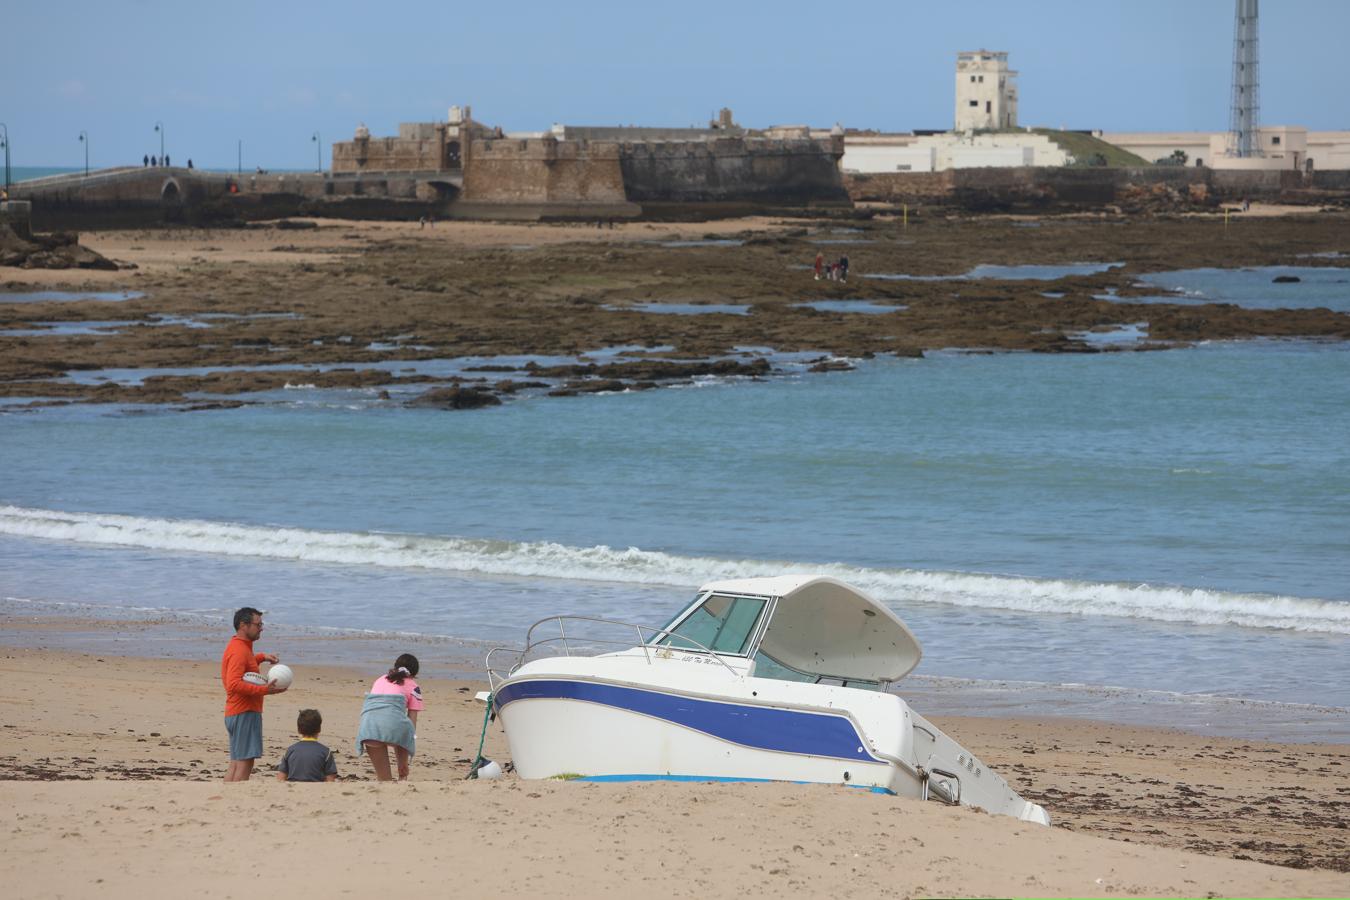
top-left (656, 593), bottom-right (767, 655)
top-left (752, 649), bottom-right (883, 691)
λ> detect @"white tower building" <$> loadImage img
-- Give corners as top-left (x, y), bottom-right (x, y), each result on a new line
top-left (955, 50), bottom-right (1018, 132)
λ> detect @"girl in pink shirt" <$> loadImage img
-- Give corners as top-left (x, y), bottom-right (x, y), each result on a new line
top-left (355, 653), bottom-right (424, 780)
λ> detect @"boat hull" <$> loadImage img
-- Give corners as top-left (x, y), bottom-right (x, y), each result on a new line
top-left (496, 676), bottom-right (900, 790)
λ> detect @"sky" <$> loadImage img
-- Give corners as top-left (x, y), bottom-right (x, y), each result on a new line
top-left (3, 0), bottom-right (1347, 170)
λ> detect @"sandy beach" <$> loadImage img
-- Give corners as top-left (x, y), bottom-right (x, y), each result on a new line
top-left (1, 622), bottom-right (1345, 898)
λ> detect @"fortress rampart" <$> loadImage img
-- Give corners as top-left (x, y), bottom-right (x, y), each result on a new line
top-left (455, 133), bottom-right (848, 217)
top-left (844, 167), bottom-right (1350, 210)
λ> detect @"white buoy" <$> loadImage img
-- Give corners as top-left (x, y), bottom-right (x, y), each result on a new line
top-left (476, 760), bottom-right (503, 780)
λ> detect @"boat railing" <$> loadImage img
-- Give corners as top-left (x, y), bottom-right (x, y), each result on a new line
top-left (485, 615), bottom-right (742, 689)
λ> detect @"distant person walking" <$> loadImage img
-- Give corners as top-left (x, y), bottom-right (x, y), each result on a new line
top-left (187, 159), bottom-right (194, 169)
top-left (143, 154), bottom-right (149, 167)
top-left (221, 606), bottom-right (287, 782)
top-left (165, 154), bottom-right (171, 167)
top-left (814, 252), bottom-right (824, 281)
top-left (356, 653), bottom-right (424, 781)
top-left (839, 254), bottom-right (850, 283)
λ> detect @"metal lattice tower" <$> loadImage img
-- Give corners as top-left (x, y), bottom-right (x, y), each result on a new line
top-left (1228, 0), bottom-right (1261, 157)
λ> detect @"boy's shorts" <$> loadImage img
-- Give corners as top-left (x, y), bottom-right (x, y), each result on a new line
top-left (224, 711), bottom-right (263, 760)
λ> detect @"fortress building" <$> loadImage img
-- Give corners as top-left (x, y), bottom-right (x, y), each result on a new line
top-left (329, 106), bottom-right (848, 218)
top-left (332, 106), bottom-right (496, 173)
top-left (955, 50), bottom-right (1019, 132)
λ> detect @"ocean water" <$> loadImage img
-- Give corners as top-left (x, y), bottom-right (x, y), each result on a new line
top-left (7, 166), bottom-right (80, 182)
top-left (0, 290), bottom-right (145, 304)
top-left (2, 340), bottom-right (1348, 736)
top-left (866, 262), bottom-right (1123, 282)
top-left (1134, 266), bottom-right (1350, 310)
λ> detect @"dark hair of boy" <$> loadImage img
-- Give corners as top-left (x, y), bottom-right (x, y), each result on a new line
top-left (297, 709), bottom-right (322, 737)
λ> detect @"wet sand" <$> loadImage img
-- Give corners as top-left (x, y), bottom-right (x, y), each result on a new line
top-left (1, 210), bottom-right (1347, 407)
top-left (0, 625), bottom-right (1346, 896)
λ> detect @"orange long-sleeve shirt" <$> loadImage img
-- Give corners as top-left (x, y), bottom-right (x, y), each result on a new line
top-left (221, 635), bottom-right (269, 716)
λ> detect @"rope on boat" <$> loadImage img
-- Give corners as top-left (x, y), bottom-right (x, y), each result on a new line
top-left (465, 691), bottom-right (494, 779)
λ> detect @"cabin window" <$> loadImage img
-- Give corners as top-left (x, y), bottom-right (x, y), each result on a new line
top-left (752, 650), bottom-right (883, 691)
top-left (658, 594), bottom-right (766, 655)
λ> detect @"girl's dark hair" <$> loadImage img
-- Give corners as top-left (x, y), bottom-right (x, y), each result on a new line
top-left (387, 653), bottom-right (420, 684)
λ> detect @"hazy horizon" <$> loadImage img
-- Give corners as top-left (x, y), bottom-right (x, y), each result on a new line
top-left (3, 0), bottom-right (1346, 170)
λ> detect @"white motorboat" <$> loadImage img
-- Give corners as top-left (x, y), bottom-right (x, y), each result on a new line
top-left (485, 574), bottom-right (1050, 825)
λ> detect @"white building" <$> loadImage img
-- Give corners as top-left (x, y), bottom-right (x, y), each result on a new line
top-left (1100, 127), bottom-right (1350, 170)
top-left (955, 50), bottom-right (1018, 132)
top-left (840, 131), bottom-right (1067, 173)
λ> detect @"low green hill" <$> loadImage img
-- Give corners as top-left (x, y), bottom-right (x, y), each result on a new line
top-left (1031, 129), bottom-right (1151, 167)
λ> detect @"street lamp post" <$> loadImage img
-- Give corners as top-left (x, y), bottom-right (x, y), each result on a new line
top-left (0, 123), bottom-right (10, 191)
top-left (237, 139), bottom-right (242, 177)
top-left (79, 130), bottom-right (89, 178)
top-left (154, 121), bottom-right (165, 165)
top-left (312, 131), bottom-right (322, 173)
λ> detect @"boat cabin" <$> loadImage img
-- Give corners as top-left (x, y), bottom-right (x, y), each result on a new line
top-left (654, 575), bottom-right (922, 688)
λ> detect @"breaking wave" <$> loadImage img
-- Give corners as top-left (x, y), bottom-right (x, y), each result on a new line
top-left (2, 504), bottom-right (1346, 635)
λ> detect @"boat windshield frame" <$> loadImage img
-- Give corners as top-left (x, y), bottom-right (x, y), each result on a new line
top-left (650, 590), bottom-right (777, 659)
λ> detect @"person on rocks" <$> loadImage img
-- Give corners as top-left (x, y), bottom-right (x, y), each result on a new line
top-left (814, 252), bottom-right (824, 281)
top-left (221, 607), bottom-right (287, 782)
top-left (355, 653), bottom-right (424, 781)
top-left (839, 254), bottom-right (850, 283)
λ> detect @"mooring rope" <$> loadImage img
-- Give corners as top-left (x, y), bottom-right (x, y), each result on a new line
top-left (465, 692), bottom-right (494, 779)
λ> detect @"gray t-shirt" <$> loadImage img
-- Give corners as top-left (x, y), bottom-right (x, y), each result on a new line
top-left (277, 739), bottom-right (337, 782)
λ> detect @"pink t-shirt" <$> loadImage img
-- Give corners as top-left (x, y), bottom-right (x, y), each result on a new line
top-left (369, 674), bottom-right (424, 711)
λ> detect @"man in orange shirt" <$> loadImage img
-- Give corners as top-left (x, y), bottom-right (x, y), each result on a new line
top-left (222, 607), bottom-right (288, 781)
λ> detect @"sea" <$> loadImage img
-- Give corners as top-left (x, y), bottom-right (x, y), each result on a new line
top-left (2, 270), bottom-right (1348, 741)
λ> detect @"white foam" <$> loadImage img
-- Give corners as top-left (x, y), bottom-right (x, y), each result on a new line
top-left (2, 504), bottom-right (1346, 634)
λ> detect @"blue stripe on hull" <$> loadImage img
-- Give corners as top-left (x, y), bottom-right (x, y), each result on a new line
top-left (577, 774), bottom-right (894, 794)
top-left (495, 678), bottom-right (881, 762)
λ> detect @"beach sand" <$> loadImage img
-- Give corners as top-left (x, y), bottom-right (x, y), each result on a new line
top-left (1, 635), bottom-right (1346, 898)
top-left (1, 216), bottom-right (797, 287)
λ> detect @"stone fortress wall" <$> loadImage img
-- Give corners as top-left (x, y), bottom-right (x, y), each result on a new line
top-left (460, 137), bottom-right (629, 210)
top-left (618, 136), bottom-right (848, 206)
top-left (334, 107), bottom-right (851, 217)
top-left (844, 166), bottom-right (1350, 210)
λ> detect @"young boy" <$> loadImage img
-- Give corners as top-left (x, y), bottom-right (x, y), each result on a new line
top-left (276, 709), bottom-right (338, 782)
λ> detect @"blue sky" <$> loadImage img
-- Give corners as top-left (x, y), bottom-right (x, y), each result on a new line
top-left (3, 0), bottom-right (1346, 169)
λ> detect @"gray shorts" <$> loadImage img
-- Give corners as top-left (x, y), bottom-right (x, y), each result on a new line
top-left (225, 711), bottom-right (263, 761)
